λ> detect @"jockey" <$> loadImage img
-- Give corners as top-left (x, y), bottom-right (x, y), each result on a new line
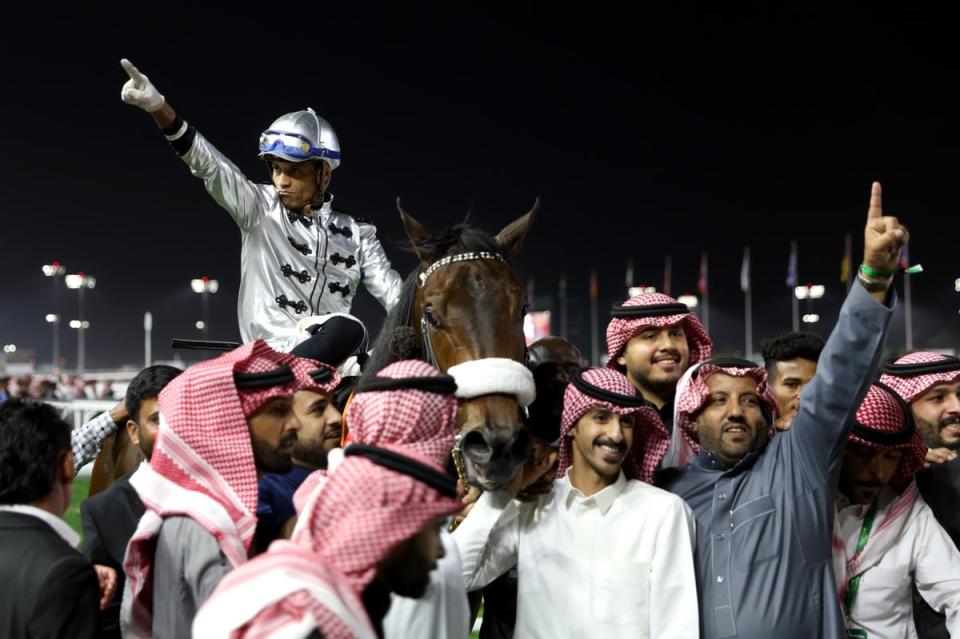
top-left (119, 59), bottom-right (402, 365)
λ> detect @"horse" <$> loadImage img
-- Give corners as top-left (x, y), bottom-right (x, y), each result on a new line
top-left (361, 199), bottom-right (539, 490)
top-left (88, 426), bottom-right (144, 497)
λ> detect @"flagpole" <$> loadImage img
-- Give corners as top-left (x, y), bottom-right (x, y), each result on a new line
top-left (589, 269), bottom-right (599, 365)
top-left (700, 251), bottom-right (710, 334)
top-left (790, 240), bottom-right (799, 332)
top-left (559, 272), bottom-right (568, 341)
top-left (905, 272), bottom-right (913, 351)
top-left (742, 246), bottom-right (753, 359)
top-left (663, 253), bottom-right (672, 297)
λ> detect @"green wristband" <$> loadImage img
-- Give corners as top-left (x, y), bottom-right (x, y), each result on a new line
top-left (859, 263), bottom-right (894, 279)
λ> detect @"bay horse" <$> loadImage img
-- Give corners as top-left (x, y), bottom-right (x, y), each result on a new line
top-left (362, 200), bottom-right (539, 490)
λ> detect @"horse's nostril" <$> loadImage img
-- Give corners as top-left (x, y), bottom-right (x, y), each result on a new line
top-left (511, 428), bottom-right (532, 462)
top-left (462, 430), bottom-right (492, 463)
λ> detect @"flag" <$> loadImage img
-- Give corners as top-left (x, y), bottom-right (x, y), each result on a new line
top-left (625, 258), bottom-right (634, 288)
top-left (786, 240), bottom-right (798, 288)
top-left (697, 252), bottom-right (708, 295)
top-left (740, 247), bottom-right (750, 292)
top-left (899, 243), bottom-right (909, 270)
top-left (663, 254), bottom-right (672, 297)
top-left (840, 236), bottom-right (851, 284)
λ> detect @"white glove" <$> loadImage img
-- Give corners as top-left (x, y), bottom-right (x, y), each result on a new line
top-left (120, 58), bottom-right (165, 112)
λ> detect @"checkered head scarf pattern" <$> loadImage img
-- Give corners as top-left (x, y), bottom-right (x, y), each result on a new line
top-left (880, 351), bottom-right (960, 404)
top-left (151, 340), bottom-right (317, 551)
top-left (674, 360), bottom-right (779, 456)
top-left (848, 383), bottom-right (927, 493)
top-left (554, 368), bottom-right (663, 483)
top-left (291, 444), bottom-right (462, 597)
top-left (345, 360), bottom-right (459, 466)
top-left (605, 292), bottom-right (713, 369)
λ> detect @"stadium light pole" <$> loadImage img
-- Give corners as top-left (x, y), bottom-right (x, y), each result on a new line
top-left (65, 273), bottom-right (96, 374)
top-left (191, 276), bottom-right (219, 340)
top-left (42, 261), bottom-right (66, 369)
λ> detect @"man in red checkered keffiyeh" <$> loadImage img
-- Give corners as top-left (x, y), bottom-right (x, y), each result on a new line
top-left (452, 365), bottom-right (699, 637)
top-left (193, 443), bottom-right (463, 639)
top-left (605, 292), bottom-right (713, 475)
top-left (120, 340), bottom-right (319, 638)
top-left (831, 383), bottom-right (960, 638)
top-left (880, 351), bottom-right (960, 460)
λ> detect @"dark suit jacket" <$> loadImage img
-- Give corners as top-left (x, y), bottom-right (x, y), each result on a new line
top-left (0, 510), bottom-right (101, 639)
top-left (80, 470), bottom-right (145, 638)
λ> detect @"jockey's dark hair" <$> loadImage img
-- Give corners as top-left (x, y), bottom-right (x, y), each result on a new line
top-left (125, 365), bottom-right (182, 426)
top-left (362, 222), bottom-right (506, 377)
top-left (0, 399), bottom-right (72, 505)
top-left (760, 331), bottom-right (825, 380)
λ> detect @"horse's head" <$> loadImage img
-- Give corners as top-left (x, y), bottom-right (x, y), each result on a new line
top-left (396, 200), bottom-right (539, 490)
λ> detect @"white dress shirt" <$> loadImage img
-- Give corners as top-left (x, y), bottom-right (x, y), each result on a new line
top-left (453, 470), bottom-right (699, 639)
top-left (837, 490), bottom-right (960, 638)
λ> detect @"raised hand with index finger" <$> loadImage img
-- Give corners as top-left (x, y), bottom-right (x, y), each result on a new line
top-left (863, 181), bottom-right (910, 277)
top-left (119, 58), bottom-right (165, 113)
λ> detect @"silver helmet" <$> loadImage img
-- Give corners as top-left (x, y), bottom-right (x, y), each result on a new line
top-left (258, 107), bottom-right (341, 169)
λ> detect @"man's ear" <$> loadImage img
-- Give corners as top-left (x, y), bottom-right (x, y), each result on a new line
top-left (617, 355), bottom-right (627, 367)
top-left (60, 450), bottom-right (74, 484)
top-left (126, 419), bottom-right (140, 445)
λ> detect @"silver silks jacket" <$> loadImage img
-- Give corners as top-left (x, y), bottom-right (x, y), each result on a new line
top-left (181, 132), bottom-right (403, 346)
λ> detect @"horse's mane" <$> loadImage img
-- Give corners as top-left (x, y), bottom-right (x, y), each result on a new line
top-left (362, 223), bottom-right (505, 376)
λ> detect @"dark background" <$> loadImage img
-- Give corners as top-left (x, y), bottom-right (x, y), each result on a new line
top-left (1, 4), bottom-right (958, 370)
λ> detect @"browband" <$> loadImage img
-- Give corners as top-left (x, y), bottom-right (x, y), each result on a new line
top-left (234, 365), bottom-right (295, 389)
top-left (570, 369), bottom-right (650, 408)
top-left (357, 374), bottom-right (458, 395)
top-left (345, 444), bottom-right (458, 498)
top-left (851, 381), bottom-right (916, 446)
top-left (882, 355), bottom-right (960, 377)
top-left (610, 302), bottom-right (690, 319)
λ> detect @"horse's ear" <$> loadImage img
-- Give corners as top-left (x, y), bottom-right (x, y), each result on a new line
top-left (495, 198), bottom-right (539, 258)
top-left (397, 197), bottom-right (432, 261)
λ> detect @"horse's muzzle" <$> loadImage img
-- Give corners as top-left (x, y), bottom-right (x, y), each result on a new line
top-left (461, 425), bottom-right (532, 489)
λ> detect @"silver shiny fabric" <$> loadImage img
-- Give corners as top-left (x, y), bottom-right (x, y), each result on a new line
top-left (258, 108), bottom-right (341, 169)
top-left (182, 132), bottom-right (402, 347)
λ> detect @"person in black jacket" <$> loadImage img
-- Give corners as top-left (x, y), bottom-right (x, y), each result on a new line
top-left (80, 364), bottom-right (181, 638)
top-left (0, 399), bottom-right (104, 638)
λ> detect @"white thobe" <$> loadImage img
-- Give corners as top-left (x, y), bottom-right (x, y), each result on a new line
top-left (454, 470), bottom-right (699, 639)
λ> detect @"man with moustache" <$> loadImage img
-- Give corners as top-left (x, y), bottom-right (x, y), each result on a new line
top-left (455, 367), bottom-right (698, 638)
top-left (881, 351), bottom-right (960, 638)
top-left (256, 363), bottom-right (341, 544)
top-left (120, 341), bottom-right (319, 638)
top-left (833, 383), bottom-right (960, 637)
top-left (657, 182), bottom-right (903, 638)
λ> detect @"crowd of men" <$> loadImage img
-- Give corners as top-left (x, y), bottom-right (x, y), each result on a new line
top-left (1, 59), bottom-right (959, 639)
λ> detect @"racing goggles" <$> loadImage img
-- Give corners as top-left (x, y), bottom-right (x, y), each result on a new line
top-left (258, 130), bottom-right (341, 162)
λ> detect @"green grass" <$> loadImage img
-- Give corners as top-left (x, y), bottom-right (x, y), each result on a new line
top-left (65, 476), bottom-right (90, 542)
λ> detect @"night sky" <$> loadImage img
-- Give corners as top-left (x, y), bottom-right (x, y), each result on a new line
top-left (2, 5), bottom-right (958, 370)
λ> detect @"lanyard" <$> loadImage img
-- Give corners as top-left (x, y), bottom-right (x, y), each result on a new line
top-left (843, 499), bottom-right (879, 638)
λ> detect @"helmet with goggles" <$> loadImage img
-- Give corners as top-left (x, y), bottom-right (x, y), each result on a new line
top-left (258, 108), bottom-right (341, 169)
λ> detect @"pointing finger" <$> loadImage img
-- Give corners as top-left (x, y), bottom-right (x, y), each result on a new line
top-left (120, 58), bottom-right (144, 83)
top-left (867, 181), bottom-right (882, 220)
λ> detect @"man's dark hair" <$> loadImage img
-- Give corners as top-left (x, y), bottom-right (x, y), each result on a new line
top-left (760, 332), bottom-right (826, 378)
top-left (125, 365), bottom-right (182, 425)
top-left (0, 399), bottom-right (72, 504)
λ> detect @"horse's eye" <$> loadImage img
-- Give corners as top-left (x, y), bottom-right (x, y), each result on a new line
top-left (424, 307), bottom-right (442, 329)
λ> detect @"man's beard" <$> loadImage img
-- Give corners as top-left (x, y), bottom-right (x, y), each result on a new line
top-left (292, 436), bottom-right (329, 470)
top-left (251, 431), bottom-right (297, 474)
top-left (916, 414), bottom-right (960, 450)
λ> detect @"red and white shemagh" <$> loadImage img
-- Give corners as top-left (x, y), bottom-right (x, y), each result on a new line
top-left (666, 363), bottom-right (778, 469)
top-left (605, 291), bottom-right (713, 368)
top-left (848, 383), bottom-right (927, 493)
top-left (832, 384), bottom-right (926, 603)
top-left (344, 360), bottom-right (459, 466)
top-left (554, 368), bottom-right (664, 483)
top-left (121, 340), bottom-right (318, 638)
top-left (879, 351), bottom-right (960, 403)
top-left (193, 445), bottom-right (462, 639)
